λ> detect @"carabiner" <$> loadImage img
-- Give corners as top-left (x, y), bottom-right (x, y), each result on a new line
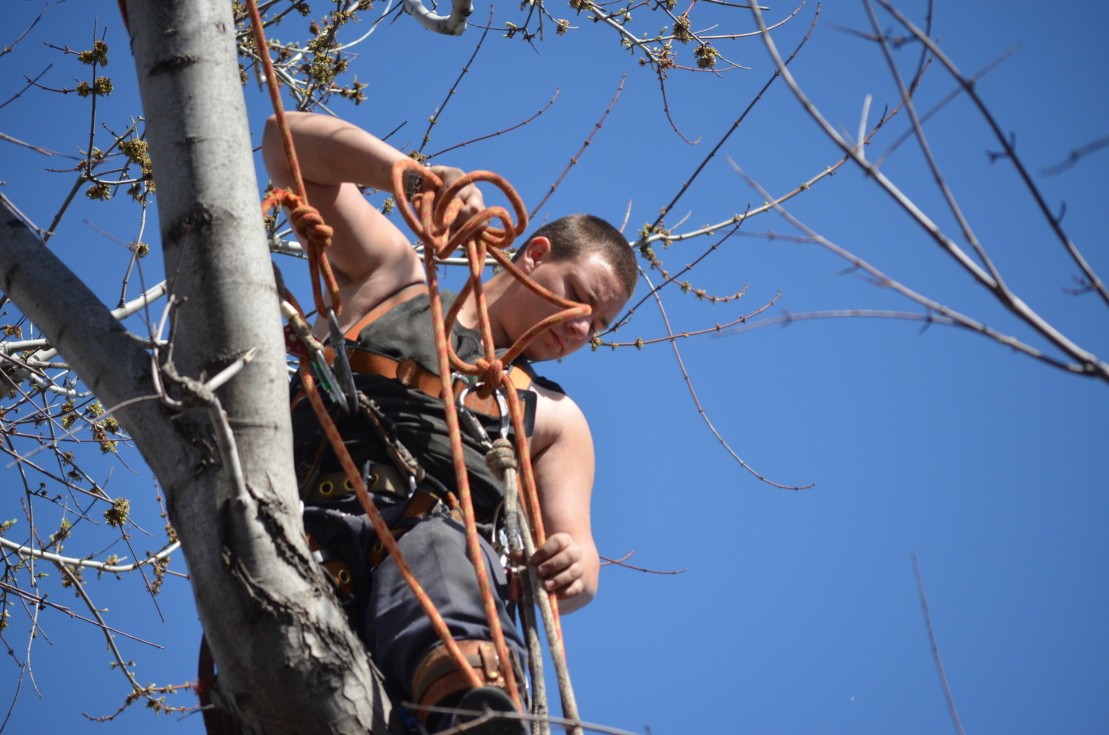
top-left (457, 383), bottom-right (511, 440)
top-left (310, 348), bottom-right (345, 405)
top-left (327, 308), bottom-right (359, 415)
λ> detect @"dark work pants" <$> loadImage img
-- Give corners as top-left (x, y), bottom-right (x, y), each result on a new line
top-left (369, 512), bottom-right (527, 706)
top-left (304, 504), bottom-right (527, 707)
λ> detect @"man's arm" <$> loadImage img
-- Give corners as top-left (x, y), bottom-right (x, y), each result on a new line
top-left (527, 386), bottom-right (601, 614)
top-left (263, 112), bottom-right (420, 300)
top-left (261, 112), bottom-right (484, 329)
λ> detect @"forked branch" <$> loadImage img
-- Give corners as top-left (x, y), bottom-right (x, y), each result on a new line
top-left (747, 2), bottom-right (1108, 382)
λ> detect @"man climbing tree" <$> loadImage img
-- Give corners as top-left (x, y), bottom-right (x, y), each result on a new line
top-left (262, 111), bottom-right (637, 733)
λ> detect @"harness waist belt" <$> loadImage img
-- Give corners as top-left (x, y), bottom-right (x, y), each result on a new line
top-left (324, 348), bottom-right (533, 418)
top-left (305, 463), bottom-right (413, 503)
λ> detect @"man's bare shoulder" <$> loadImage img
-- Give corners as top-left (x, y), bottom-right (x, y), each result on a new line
top-left (527, 380), bottom-right (591, 459)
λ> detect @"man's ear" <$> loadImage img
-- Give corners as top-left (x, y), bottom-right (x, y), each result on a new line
top-left (518, 236), bottom-right (551, 272)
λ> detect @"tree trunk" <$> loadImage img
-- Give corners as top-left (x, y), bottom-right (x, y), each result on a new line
top-left (1, 1), bottom-right (390, 732)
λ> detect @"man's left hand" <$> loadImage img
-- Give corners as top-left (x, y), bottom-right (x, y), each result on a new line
top-left (528, 532), bottom-right (586, 601)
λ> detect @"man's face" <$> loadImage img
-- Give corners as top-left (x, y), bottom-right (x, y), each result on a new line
top-left (508, 243), bottom-right (629, 362)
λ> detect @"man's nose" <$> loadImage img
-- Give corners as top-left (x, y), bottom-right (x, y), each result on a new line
top-left (566, 315), bottom-right (591, 341)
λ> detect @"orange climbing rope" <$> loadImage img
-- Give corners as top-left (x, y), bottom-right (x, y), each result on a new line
top-left (248, 0), bottom-right (341, 319)
top-left (247, 0), bottom-right (486, 697)
top-left (389, 162), bottom-right (595, 710)
top-left (246, 0), bottom-right (593, 719)
top-left (392, 162), bottom-right (593, 634)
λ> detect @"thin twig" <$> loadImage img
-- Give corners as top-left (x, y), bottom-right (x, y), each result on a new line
top-left (598, 294), bottom-right (778, 348)
top-left (0, 579), bottom-right (163, 648)
top-left (600, 551), bottom-right (686, 575)
top-left (418, 11), bottom-right (492, 155)
top-left (639, 267), bottom-right (813, 489)
top-left (873, 48), bottom-right (1010, 168)
top-left (1041, 134), bottom-right (1109, 176)
top-left (0, 4), bottom-right (47, 60)
top-left (529, 74), bottom-right (626, 219)
top-left (428, 88), bottom-right (559, 160)
top-left (912, 552), bottom-right (966, 735)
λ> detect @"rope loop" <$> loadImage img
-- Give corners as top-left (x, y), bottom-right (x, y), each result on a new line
top-left (392, 159), bottom-right (528, 261)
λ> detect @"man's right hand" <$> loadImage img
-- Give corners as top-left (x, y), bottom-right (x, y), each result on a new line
top-left (428, 165), bottom-right (486, 231)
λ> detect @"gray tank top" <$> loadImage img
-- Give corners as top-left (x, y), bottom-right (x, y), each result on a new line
top-left (293, 291), bottom-right (514, 520)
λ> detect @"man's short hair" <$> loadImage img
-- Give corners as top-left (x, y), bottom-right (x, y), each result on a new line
top-left (516, 214), bottom-right (637, 299)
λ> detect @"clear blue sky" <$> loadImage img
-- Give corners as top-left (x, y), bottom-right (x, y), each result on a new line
top-left (2, 1), bottom-right (1107, 733)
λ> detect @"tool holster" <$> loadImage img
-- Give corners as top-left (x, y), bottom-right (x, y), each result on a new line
top-left (410, 639), bottom-right (522, 726)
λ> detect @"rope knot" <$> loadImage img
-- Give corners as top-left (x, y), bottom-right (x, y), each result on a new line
top-left (474, 357), bottom-right (505, 392)
top-left (289, 203), bottom-right (334, 251)
top-left (484, 437), bottom-right (517, 479)
top-left (260, 188), bottom-right (334, 252)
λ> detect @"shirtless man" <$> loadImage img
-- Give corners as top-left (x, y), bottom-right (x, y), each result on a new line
top-left (263, 112), bottom-right (636, 733)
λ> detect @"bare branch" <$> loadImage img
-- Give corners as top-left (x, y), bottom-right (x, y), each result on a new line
top-left (726, 157), bottom-right (1109, 380)
top-left (635, 4), bottom-right (820, 249)
top-left (0, 3), bottom-right (46, 59)
top-left (530, 75), bottom-right (626, 219)
top-left (747, 3), bottom-right (1109, 380)
top-left (875, 0), bottom-right (1109, 308)
top-left (0, 579), bottom-right (163, 648)
top-left (861, 0), bottom-right (1003, 288)
top-left (404, 0), bottom-right (473, 36)
top-left (0, 536), bottom-right (180, 576)
top-left (428, 87), bottom-right (560, 160)
top-left (418, 13), bottom-right (492, 155)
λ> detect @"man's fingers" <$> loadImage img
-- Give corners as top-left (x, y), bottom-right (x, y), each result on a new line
top-left (428, 164), bottom-right (484, 219)
top-left (537, 547), bottom-right (581, 579)
top-left (532, 533), bottom-right (581, 580)
top-left (530, 532), bottom-right (572, 565)
top-left (541, 561), bottom-right (583, 596)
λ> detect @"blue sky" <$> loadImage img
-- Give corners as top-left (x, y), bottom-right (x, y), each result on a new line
top-left (2, 1), bottom-right (1107, 733)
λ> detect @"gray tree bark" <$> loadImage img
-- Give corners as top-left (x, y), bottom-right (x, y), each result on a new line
top-left (0, 1), bottom-right (390, 732)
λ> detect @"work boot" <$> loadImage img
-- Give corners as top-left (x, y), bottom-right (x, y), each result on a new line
top-left (450, 686), bottom-right (528, 735)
